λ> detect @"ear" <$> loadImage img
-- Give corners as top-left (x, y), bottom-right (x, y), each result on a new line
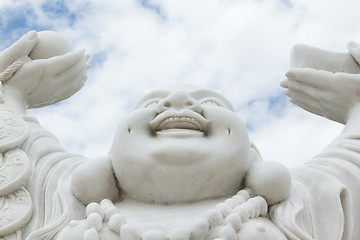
top-left (248, 142), bottom-right (263, 163)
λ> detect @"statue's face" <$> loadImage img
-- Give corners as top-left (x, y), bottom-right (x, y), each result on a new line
top-left (111, 85), bottom-right (251, 203)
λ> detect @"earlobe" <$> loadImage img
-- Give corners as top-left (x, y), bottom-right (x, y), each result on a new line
top-left (245, 143), bottom-right (292, 205)
top-left (71, 156), bottom-right (121, 205)
top-left (244, 160), bottom-right (291, 206)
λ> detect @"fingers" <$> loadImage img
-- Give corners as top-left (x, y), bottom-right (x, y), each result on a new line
top-left (283, 81), bottom-right (323, 113)
top-left (46, 49), bottom-right (86, 75)
top-left (0, 31), bottom-right (38, 71)
top-left (282, 77), bottom-right (317, 95)
top-left (289, 97), bottom-right (323, 118)
top-left (348, 41), bottom-right (360, 65)
top-left (52, 74), bottom-right (87, 102)
top-left (287, 87), bottom-right (331, 120)
top-left (281, 70), bottom-right (326, 117)
top-left (282, 76), bottom-right (330, 115)
top-left (286, 68), bottom-right (317, 86)
top-left (27, 71), bottom-right (87, 108)
top-left (53, 55), bottom-right (88, 84)
top-left (281, 73), bottom-right (326, 102)
top-left (285, 68), bottom-right (335, 88)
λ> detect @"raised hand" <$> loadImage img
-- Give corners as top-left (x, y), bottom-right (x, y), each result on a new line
top-left (281, 68), bottom-right (360, 124)
top-left (0, 31), bottom-right (89, 112)
top-left (0, 31), bottom-right (38, 73)
top-left (8, 49), bottom-right (89, 108)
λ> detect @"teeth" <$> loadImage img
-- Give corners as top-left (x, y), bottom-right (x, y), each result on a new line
top-left (158, 116), bottom-right (202, 131)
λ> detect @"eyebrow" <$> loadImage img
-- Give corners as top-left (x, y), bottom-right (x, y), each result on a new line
top-left (190, 89), bottom-right (234, 111)
top-left (132, 88), bottom-right (235, 111)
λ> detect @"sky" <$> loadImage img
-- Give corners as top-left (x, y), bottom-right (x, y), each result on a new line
top-left (0, 0), bottom-right (359, 168)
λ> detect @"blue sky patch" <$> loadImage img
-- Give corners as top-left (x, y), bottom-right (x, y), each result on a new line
top-left (139, 0), bottom-right (167, 20)
top-left (268, 93), bottom-right (288, 117)
top-left (42, 0), bottom-right (77, 26)
top-left (89, 52), bottom-right (107, 68)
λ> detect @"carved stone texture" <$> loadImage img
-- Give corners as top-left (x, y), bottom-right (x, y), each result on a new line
top-left (0, 188), bottom-right (32, 236)
top-left (0, 148), bottom-right (30, 196)
top-left (0, 111), bottom-right (28, 152)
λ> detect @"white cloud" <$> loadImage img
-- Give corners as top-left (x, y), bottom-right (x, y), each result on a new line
top-left (248, 104), bottom-right (343, 168)
top-left (1, 0), bottom-right (359, 167)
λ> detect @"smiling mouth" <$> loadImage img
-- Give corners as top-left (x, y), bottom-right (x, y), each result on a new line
top-left (158, 116), bottom-right (202, 131)
top-left (149, 110), bottom-right (209, 135)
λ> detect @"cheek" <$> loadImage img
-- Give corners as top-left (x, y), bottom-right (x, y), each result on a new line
top-left (111, 109), bottom-right (157, 164)
top-left (203, 107), bottom-right (250, 159)
top-left (203, 107), bottom-right (248, 137)
top-left (120, 109), bottom-right (157, 135)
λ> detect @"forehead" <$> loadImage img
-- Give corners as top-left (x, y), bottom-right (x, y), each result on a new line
top-left (133, 87), bottom-right (235, 111)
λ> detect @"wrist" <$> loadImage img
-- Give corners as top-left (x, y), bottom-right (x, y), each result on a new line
top-left (0, 84), bottom-right (27, 115)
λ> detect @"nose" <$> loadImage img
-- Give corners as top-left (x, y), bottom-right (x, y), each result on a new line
top-left (157, 90), bottom-right (202, 113)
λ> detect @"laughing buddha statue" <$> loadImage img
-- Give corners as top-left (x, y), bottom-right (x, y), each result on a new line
top-left (0, 31), bottom-right (360, 240)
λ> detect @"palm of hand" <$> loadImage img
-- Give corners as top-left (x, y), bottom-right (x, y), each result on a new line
top-left (282, 41), bottom-right (360, 125)
top-left (8, 49), bottom-right (88, 108)
top-left (282, 68), bottom-right (360, 124)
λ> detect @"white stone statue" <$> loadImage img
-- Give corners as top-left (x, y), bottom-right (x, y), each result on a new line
top-left (0, 30), bottom-right (359, 240)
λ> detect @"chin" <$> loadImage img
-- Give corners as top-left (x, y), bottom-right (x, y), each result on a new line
top-left (111, 150), bottom-right (248, 203)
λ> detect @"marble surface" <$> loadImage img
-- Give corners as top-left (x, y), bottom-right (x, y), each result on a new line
top-left (0, 31), bottom-right (360, 239)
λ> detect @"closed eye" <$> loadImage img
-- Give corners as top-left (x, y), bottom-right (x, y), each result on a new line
top-left (200, 98), bottom-right (224, 107)
top-left (143, 99), bottom-right (160, 108)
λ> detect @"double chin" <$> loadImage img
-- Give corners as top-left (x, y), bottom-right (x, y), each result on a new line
top-left (113, 144), bottom-right (248, 204)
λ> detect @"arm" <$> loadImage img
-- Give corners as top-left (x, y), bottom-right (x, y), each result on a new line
top-left (0, 31), bottom-right (91, 238)
top-left (280, 42), bottom-right (360, 183)
top-left (275, 43), bottom-right (360, 240)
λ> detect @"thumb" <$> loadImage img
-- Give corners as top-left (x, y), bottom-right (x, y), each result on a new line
top-left (0, 31), bottom-right (38, 72)
top-left (347, 41), bottom-right (360, 65)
